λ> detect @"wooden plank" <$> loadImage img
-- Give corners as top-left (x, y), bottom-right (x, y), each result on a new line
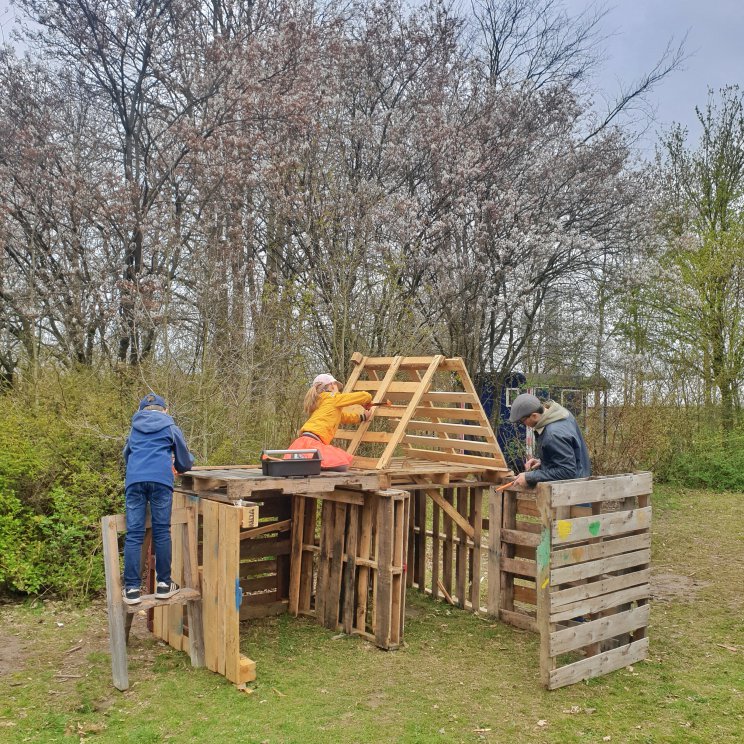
top-left (500, 493), bottom-right (517, 613)
top-left (390, 495), bottom-right (407, 645)
top-left (355, 380), bottom-right (422, 393)
top-left (513, 583), bottom-right (537, 606)
top-left (536, 485), bottom-right (553, 688)
top-left (551, 507), bottom-right (652, 545)
top-left (325, 503), bottom-right (348, 629)
top-left (406, 421), bottom-right (493, 437)
top-left (101, 516), bottom-right (129, 691)
top-left (222, 503), bottom-right (243, 683)
top-left (409, 406), bottom-right (484, 422)
top-left (315, 500), bottom-right (334, 623)
top-left (551, 549), bottom-right (651, 584)
top-left (470, 487), bottom-right (483, 610)
top-left (299, 498), bottom-right (316, 612)
top-left (240, 519), bottom-right (290, 540)
top-left (516, 499), bottom-right (540, 518)
top-left (442, 488), bottom-right (454, 598)
top-left (548, 638), bottom-right (649, 690)
top-left (241, 536), bottom-right (291, 559)
top-left (422, 485), bottom-right (475, 539)
top-left (487, 487), bottom-right (502, 616)
top-left (548, 473), bottom-right (653, 507)
top-left (416, 490), bottom-right (427, 591)
top-left (342, 505), bottom-right (359, 634)
top-left (288, 497), bottom-right (305, 616)
top-left (375, 494), bottom-right (394, 648)
top-left (431, 500), bottom-right (440, 600)
top-left (550, 583), bottom-right (650, 624)
top-left (500, 608), bottom-right (538, 632)
top-left (111, 506), bottom-right (194, 532)
top-left (550, 568), bottom-right (651, 608)
top-left (238, 655), bottom-right (257, 684)
top-left (550, 605), bottom-right (650, 656)
top-left (355, 493), bottom-right (376, 632)
top-left (335, 430), bottom-right (392, 444)
top-left (405, 448), bottom-right (509, 470)
top-left (240, 600), bottom-right (288, 620)
top-left (456, 487), bottom-right (468, 607)
top-left (399, 490), bottom-right (410, 639)
top-left (550, 532), bottom-right (651, 568)
top-left (200, 498), bottom-right (220, 675)
top-left (402, 434), bottom-right (500, 454)
top-left (501, 528), bottom-right (542, 547)
top-left (182, 509), bottom-right (205, 669)
top-left (501, 556), bottom-right (537, 578)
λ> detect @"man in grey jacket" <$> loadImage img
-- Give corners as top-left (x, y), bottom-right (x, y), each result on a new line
top-left (508, 393), bottom-right (591, 488)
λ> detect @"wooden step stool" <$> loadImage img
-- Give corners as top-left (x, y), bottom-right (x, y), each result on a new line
top-left (101, 506), bottom-right (205, 691)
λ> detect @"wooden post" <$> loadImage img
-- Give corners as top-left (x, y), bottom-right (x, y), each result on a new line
top-left (487, 486), bottom-right (502, 616)
top-left (299, 497), bottom-right (316, 613)
top-left (536, 483), bottom-right (554, 689)
top-left (101, 516), bottom-right (128, 691)
top-left (416, 490), bottom-right (427, 592)
top-left (355, 492), bottom-right (376, 632)
top-left (470, 487), bottom-right (483, 610)
top-left (182, 508), bottom-right (205, 668)
top-left (456, 487), bottom-right (467, 608)
top-left (326, 502), bottom-right (348, 629)
top-left (342, 504), bottom-right (359, 635)
top-left (431, 500), bottom-right (440, 601)
top-left (443, 488), bottom-right (454, 599)
top-left (375, 492), bottom-right (394, 649)
top-left (288, 496), bottom-right (306, 616)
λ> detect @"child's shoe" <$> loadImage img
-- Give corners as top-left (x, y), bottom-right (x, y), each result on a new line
top-left (155, 581), bottom-right (180, 599)
top-left (123, 587), bottom-right (142, 605)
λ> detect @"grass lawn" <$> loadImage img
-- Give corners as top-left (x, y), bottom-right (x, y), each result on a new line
top-left (1, 485), bottom-right (742, 743)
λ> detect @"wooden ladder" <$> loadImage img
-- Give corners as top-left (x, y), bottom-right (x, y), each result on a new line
top-left (101, 506), bottom-right (205, 691)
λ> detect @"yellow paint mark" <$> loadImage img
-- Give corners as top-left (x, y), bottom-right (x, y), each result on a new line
top-left (556, 520), bottom-right (573, 539)
top-left (541, 578), bottom-right (549, 589)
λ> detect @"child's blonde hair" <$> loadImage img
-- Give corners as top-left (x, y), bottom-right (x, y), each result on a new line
top-left (303, 383), bottom-right (326, 416)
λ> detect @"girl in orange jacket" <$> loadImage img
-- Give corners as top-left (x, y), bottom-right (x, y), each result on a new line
top-left (288, 373), bottom-right (372, 470)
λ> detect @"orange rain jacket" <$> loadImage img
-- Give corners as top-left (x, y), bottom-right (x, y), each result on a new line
top-left (300, 390), bottom-right (373, 444)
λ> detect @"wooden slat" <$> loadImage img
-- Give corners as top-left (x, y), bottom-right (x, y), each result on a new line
top-left (551, 568), bottom-right (651, 609)
top-left (548, 638), bottom-right (649, 689)
top-left (342, 504), bottom-right (359, 634)
top-left (550, 605), bottom-right (650, 656)
top-left (487, 487), bottom-right (502, 616)
top-left (513, 583), bottom-right (536, 605)
top-left (375, 494), bottom-right (394, 648)
top-left (409, 406), bottom-right (483, 422)
top-left (550, 583), bottom-right (650, 623)
top-left (501, 556), bottom-right (537, 578)
top-left (200, 499), bottom-right (220, 675)
top-left (421, 484), bottom-right (475, 540)
top-left (355, 493), bottom-right (376, 632)
top-left (402, 434), bottom-right (500, 454)
top-left (405, 448), bottom-right (508, 470)
top-left (111, 506), bottom-right (194, 533)
top-left (325, 503), bottom-right (348, 629)
top-left (335, 430), bottom-right (392, 443)
top-left (550, 532), bottom-right (651, 568)
top-left (288, 497), bottom-right (305, 616)
top-left (406, 421), bottom-right (493, 437)
top-left (548, 473), bottom-right (653, 507)
top-left (552, 507), bottom-right (652, 545)
top-left (501, 528), bottom-right (541, 547)
top-left (550, 548), bottom-right (651, 584)
top-left (500, 608), bottom-right (537, 632)
top-left (101, 516), bottom-right (128, 691)
top-left (470, 487), bottom-right (483, 610)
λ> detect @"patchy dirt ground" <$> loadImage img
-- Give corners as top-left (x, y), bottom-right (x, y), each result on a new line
top-left (650, 571), bottom-right (711, 602)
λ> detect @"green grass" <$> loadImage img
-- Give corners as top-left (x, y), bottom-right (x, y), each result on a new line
top-left (1, 485), bottom-right (743, 743)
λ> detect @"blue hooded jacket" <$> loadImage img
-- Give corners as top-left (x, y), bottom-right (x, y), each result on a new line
top-left (123, 410), bottom-right (194, 488)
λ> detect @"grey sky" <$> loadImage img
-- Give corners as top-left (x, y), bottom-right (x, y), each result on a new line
top-left (563, 0), bottom-right (743, 151)
top-left (2, 0), bottom-right (742, 155)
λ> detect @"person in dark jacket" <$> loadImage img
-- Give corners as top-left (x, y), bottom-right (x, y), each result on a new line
top-left (508, 393), bottom-right (591, 488)
top-left (122, 393), bottom-right (194, 605)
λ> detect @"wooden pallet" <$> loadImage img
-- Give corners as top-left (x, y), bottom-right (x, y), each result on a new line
top-left (101, 507), bottom-right (204, 691)
top-left (289, 488), bottom-right (409, 649)
top-left (536, 473), bottom-right (652, 689)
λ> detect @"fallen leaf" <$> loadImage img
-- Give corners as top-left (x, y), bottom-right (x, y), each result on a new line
top-left (537, 720), bottom-right (548, 727)
top-left (603, 737), bottom-right (611, 741)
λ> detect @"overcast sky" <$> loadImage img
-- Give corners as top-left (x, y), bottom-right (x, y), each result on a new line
top-left (1, 0), bottom-right (741, 155)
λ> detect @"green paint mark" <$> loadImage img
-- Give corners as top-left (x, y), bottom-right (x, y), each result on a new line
top-left (588, 520), bottom-right (601, 536)
top-left (536, 528), bottom-right (550, 571)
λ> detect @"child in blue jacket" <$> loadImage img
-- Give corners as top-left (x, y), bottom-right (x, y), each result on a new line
top-left (122, 393), bottom-right (194, 604)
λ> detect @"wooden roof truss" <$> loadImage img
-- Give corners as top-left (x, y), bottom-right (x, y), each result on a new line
top-left (334, 353), bottom-right (508, 471)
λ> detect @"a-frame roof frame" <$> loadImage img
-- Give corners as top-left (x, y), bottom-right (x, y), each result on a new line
top-left (336, 353), bottom-right (507, 470)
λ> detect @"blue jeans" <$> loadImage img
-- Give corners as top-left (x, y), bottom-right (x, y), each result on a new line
top-left (123, 481), bottom-right (173, 589)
